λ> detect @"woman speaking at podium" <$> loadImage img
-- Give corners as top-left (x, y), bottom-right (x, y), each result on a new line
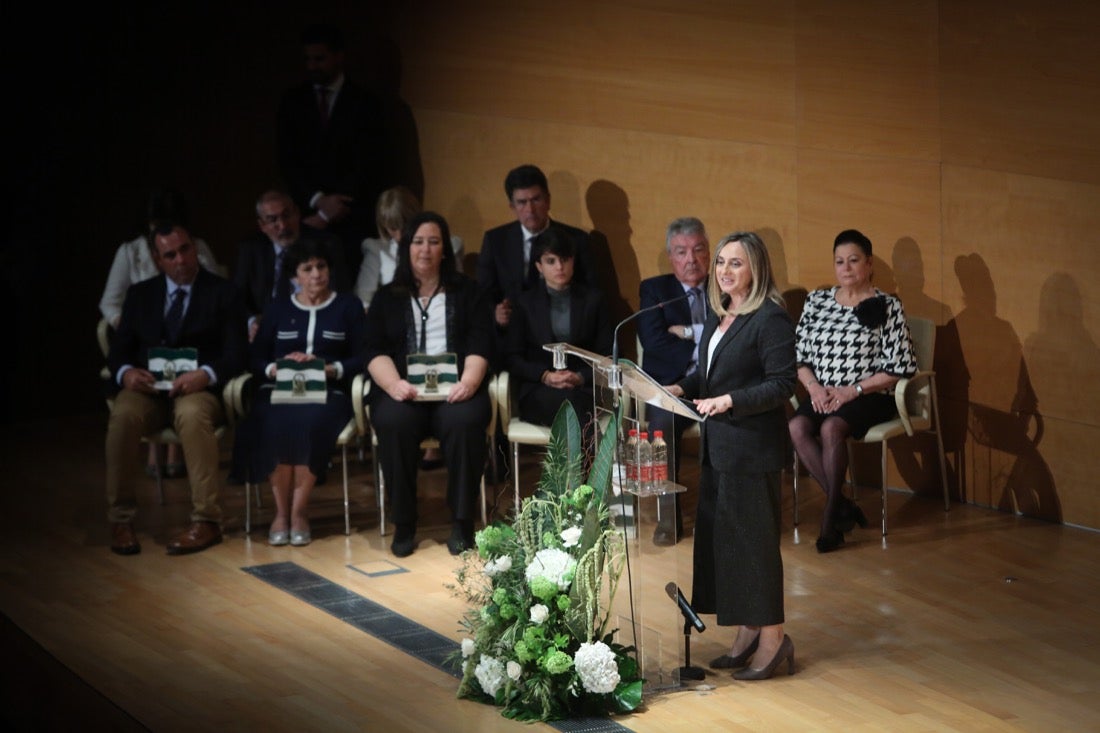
top-left (666, 231), bottom-right (797, 680)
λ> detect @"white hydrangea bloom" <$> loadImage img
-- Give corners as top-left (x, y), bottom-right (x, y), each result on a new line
top-left (474, 655), bottom-right (506, 698)
top-left (461, 638), bottom-right (476, 657)
top-left (483, 554), bottom-right (513, 578)
top-left (560, 526), bottom-right (582, 548)
top-left (529, 603), bottom-right (549, 624)
top-left (574, 641), bottom-right (620, 694)
top-left (524, 547), bottom-right (577, 591)
top-left (506, 660), bottom-right (522, 681)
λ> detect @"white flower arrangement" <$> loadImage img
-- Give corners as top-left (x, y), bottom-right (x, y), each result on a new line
top-left (574, 641), bottom-right (621, 694)
top-left (524, 547), bottom-right (576, 591)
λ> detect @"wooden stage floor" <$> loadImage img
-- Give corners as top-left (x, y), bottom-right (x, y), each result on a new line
top-left (2, 414), bottom-right (1098, 731)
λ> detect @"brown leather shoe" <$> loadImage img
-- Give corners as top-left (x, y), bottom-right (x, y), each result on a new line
top-left (166, 521), bottom-right (222, 555)
top-left (110, 522), bottom-right (141, 555)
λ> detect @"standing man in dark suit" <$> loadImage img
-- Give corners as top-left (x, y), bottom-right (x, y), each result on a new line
top-left (477, 164), bottom-right (595, 334)
top-left (637, 217), bottom-right (710, 544)
top-left (105, 223), bottom-right (247, 556)
top-left (235, 190), bottom-right (348, 342)
top-left (277, 24), bottom-right (390, 275)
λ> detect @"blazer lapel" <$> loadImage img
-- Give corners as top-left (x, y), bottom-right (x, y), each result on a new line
top-left (703, 310), bottom-right (755, 389)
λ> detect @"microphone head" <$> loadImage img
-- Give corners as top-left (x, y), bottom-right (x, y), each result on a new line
top-left (665, 582), bottom-right (678, 600)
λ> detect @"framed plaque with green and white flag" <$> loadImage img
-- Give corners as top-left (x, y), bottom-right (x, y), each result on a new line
top-left (148, 347), bottom-right (198, 391)
top-left (407, 353), bottom-right (458, 401)
top-left (271, 357), bottom-right (327, 404)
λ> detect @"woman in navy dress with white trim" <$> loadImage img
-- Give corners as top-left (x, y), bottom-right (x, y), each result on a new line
top-left (246, 239), bottom-right (366, 546)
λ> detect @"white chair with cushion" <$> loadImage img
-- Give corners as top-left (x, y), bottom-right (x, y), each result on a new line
top-left (494, 370), bottom-right (552, 512)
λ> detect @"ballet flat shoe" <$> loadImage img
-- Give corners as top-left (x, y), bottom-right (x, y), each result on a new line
top-left (290, 529), bottom-right (311, 546)
top-left (733, 635), bottom-right (795, 680)
top-left (709, 635), bottom-right (759, 669)
top-left (268, 529), bottom-right (289, 546)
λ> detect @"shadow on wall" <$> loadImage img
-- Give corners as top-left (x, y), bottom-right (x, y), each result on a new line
top-left (949, 253), bottom-right (1061, 522)
top-left (585, 179), bottom-right (638, 356)
top-left (890, 237), bottom-right (967, 501)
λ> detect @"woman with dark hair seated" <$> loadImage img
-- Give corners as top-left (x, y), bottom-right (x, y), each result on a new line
top-left (244, 238), bottom-right (367, 546)
top-left (788, 228), bottom-right (917, 553)
top-left (505, 227), bottom-right (612, 428)
top-left (365, 211), bottom-right (493, 557)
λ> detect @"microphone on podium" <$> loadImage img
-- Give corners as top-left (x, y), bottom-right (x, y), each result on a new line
top-left (665, 581), bottom-right (706, 633)
top-left (609, 293), bottom-right (691, 388)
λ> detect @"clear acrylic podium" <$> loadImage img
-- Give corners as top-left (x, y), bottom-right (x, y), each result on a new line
top-left (544, 343), bottom-right (704, 691)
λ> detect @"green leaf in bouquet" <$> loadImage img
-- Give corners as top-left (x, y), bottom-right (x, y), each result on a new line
top-left (612, 679), bottom-right (643, 712)
top-left (584, 403), bottom-right (622, 505)
top-left (539, 401), bottom-right (583, 499)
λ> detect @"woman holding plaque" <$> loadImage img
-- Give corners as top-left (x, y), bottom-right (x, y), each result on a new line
top-left (243, 239), bottom-right (366, 546)
top-left (666, 232), bottom-right (797, 680)
top-left (365, 211), bottom-right (493, 558)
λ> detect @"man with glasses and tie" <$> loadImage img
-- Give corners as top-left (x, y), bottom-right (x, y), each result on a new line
top-left (105, 223), bottom-right (246, 556)
top-left (234, 190), bottom-right (347, 342)
top-left (638, 217), bottom-right (711, 545)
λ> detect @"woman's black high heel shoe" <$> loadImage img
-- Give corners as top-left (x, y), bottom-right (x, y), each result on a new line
top-left (733, 635), bottom-right (795, 680)
top-left (709, 635), bottom-right (759, 669)
top-left (816, 528), bottom-right (845, 553)
top-left (834, 499), bottom-right (869, 534)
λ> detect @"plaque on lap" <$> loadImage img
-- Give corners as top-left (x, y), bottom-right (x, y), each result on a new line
top-left (148, 347), bottom-right (198, 391)
top-left (407, 353), bottom-right (458, 401)
top-left (271, 357), bottom-right (327, 404)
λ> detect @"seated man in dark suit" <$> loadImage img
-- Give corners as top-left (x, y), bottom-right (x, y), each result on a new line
top-left (106, 223), bottom-right (247, 556)
top-left (234, 190), bottom-right (348, 342)
top-left (637, 217), bottom-right (710, 545)
top-left (477, 164), bottom-right (595, 333)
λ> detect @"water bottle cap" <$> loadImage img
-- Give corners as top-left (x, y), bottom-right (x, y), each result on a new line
top-left (628, 429), bottom-right (637, 436)
top-left (654, 430), bottom-right (664, 438)
top-left (639, 432), bottom-right (648, 439)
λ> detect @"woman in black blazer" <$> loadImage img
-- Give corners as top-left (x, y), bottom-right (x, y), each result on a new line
top-left (505, 228), bottom-right (612, 428)
top-left (365, 212), bottom-right (493, 558)
top-left (668, 231), bottom-right (797, 680)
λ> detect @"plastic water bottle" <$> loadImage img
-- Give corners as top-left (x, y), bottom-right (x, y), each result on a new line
top-left (638, 431), bottom-right (653, 492)
top-left (651, 430), bottom-right (668, 489)
top-left (624, 429), bottom-right (639, 490)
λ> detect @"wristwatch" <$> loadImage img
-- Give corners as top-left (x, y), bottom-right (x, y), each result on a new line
top-left (682, 326), bottom-right (692, 339)
top-left (854, 383), bottom-right (864, 396)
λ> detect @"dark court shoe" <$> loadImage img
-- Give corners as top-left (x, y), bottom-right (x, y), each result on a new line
top-left (391, 525), bottom-right (416, 558)
top-left (733, 635), bottom-right (794, 680)
top-left (447, 521), bottom-right (475, 556)
top-left (835, 498), bottom-right (869, 534)
top-left (710, 635), bottom-right (759, 669)
top-left (815, 529), bottom-right (845, 554)
top-left (166, 521), bottom-right (222, 555)
top-left (110, 522), bottom-right (141, 555)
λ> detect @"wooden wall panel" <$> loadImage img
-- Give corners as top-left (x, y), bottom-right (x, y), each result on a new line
top-left (394, 0), bottom-right (798, 147)
top-left (797, 0), bottom-right (941, 161)
top-left (941, 0), bottom-right (1100, 185)
top-left (415, 108), bottom-right (798, 310)
top-left (795, 149), bottom-right (942, 292)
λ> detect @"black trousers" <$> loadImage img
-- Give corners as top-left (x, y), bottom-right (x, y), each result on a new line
top-left (370, 386), bottom-right (491, 528)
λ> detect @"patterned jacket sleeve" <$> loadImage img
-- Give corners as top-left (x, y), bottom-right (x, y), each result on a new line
top-left (876, 295), bottom-right (918, 377)
top-left (795, 289), bottom-right (822, 368)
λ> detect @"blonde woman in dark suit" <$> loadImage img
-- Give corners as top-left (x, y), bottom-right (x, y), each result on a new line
top-left (667, 231), bottom-right (797, 680)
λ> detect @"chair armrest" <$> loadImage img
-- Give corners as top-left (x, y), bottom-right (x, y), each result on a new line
top-left (223, 373), bottom-right (252, 428)
top-left (352, 373), bottom-right (368, 435)
top-left (487, 374), bottom-right (499, 435)
top-left (497, 371), bottom-right (512, 427)
top-left (97, 318), bottom-right (112, 359)
top-left (894, 370), bottom-right (935, 436)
